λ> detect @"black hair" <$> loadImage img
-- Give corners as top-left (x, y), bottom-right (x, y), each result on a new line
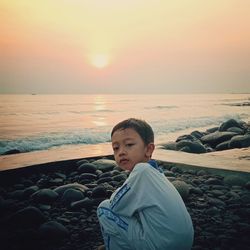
top-left (111, 118), bottom-right (154, 144)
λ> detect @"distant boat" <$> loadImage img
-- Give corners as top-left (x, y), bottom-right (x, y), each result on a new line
top-left (31, 93), bottom-right (37, 95)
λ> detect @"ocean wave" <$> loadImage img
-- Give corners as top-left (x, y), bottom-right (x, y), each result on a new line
top-left (1, 113), bottom-right (248, 154)
top-left (0, 130), bottom-right (110, 155)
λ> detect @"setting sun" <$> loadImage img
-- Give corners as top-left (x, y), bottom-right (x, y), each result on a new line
top-left (90, 54), bottom-right (110, 69)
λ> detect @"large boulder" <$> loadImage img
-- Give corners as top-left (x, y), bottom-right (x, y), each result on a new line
top-left (219, 119), bottom-right (243, 132)
top-left (77, 163), bottom-right (97, 174)
top-left (176, 140), bottom-right (207, 153)
top-left (201, 131), bottom-right (237, 148)
top-left (229, 134), bottom-right (250, 148)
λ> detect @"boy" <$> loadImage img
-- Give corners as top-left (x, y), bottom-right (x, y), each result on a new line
top-left (97, 118), bottom-right (194, 250)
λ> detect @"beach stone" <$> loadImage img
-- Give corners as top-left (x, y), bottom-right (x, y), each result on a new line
top-left (224, 175), bottom-right (247, 187)
top-left (190, 187), bottom-right (203, 195)
top-left (9, 190), bottom-right (24, 200)
top-left (92, 159), bottom-right (117, 172)
top-left (61, 189), bottom-right (85, 205)
top-left (245, 181), bottom-right (250, 190)
top-left (97, 177), bottom-right (113, 184)
top-left (227, 127), bottom-right (244, 134)
top-left (179, 146), bottom-right (191, 153)
top-left (208, 198), bottom-right (226, 207)
top-left (191, 130), bottom-right (206, 139)
top-left (161, 141), bottom-right (177, 151)
top-left (197, 170), bottom-right (207, 176)
top-left (76, 159), bottom-right (89, 167)
top-left (2, 149), bottom-right (21, 155)
top-left (164, 170), bottom-right (175, 177)
top-left (229, 134), bottom-right (250, 148)
top-left (78, 163), bottom-right (97, 174)
top-left (38, 221), bottom-right (69, 240)
top-left (92, 186), bottom-right (107, 198)
top-left (98, 172), bottom-right (112, 178)
top-left (176, 140), bottom-right (207, 153)
top-left (206, 206), bottom-right (220, 215)
top-left (53, 183), bottom-right (88, 196)
top-left (176, 134), bottom-right (195, 142)
top-left (215, 140), bottom-right (230, 151)
top-left (70, 197), bottom-right (93, 210)
top-left (6, 206), bottom-right (46, 229)
top-left (205, 178), bottom-right (223, 185)
top-left (112, 174), bottom-right (127, 182)
top-left (31, 189), bottom-right (59, 204)
top-left (172, 180), bottom-right (190, 200)
top-left (79, 173), bottom-right (97, 180)
top-left (201, 131), bottom-right (238, 147)
top-left (219, 119), bottom-right (243, 131)
top-left (206, 127), bottom-right (219, 133)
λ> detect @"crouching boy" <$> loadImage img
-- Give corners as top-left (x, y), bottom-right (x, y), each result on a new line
top-left (97, 118), bottom-right (194, 250)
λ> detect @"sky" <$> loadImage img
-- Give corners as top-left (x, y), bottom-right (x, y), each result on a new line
top-left (0, 0), bottom-right (250, 94)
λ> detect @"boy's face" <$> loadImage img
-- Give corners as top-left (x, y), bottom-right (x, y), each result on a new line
top-left (111, 128), bottom-right (155, 171)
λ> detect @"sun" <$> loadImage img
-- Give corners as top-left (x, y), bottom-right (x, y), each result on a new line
top-left (90, 54), bottom-right (110, 69)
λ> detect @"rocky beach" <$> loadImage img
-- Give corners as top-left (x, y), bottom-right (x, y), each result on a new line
top-left (0, 153), bottom-right (250, 250)
top-left (0, 119), bottom-right (250, 250)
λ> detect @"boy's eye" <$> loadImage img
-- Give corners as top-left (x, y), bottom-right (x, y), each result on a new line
top-left (126, 143), bottom-right (134, 147)
top-left (113, 146), bottom-right (119, 151)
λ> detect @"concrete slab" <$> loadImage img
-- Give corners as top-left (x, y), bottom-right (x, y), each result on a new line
top-left (0, 144), bottom-right (249, 175)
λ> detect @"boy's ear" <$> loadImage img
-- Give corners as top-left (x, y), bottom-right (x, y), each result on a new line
top-left (145, 143), bottom-right (155, 158)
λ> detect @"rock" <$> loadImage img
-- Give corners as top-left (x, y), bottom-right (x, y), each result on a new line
top-left (179, 146), bottom-right (191, 153)
top-left (6, 206), bottom-right (46, 229)
top-left (92, 159), bottom-right (117, 172)
top-left (79, 173), bottom-right (97, 181)
top-left (53, 183), bottom-right (88, 196)
top-left (112, 174), bottom-right (127, 182)
top-left (197, 170), bottom-right (207, 176)
top-left (61, 189), bottom-right (85, 205)
top-left (224, 175), bottom-right (247, 187)
top-left (97, 177), bottom-right (113, 184)
top-left (76, 159), bottom-right (89, 167)
top-left (77, 163), bottom-right (97, 174)
top-left (206, 127), bottom-right (218, 133)
top-left (227, 127), bottom-right (244, 134)
top-left (190, 130), bottom-right (206, 139)
top-left (245, 181), bottom-right (250, 190)
top-left (172, 181), bottom-right (190, 200)
top-left (208, 198), bottom-right (226, 207)
top-left (31, 189), bottom-right (59, 204)
top-left (215, 140), bottom-right (230, 151)
top-left (164, 170), bottom-right (175, 177)
top-left (160, 141), bottom-right (177, 151)
top-left (176, 134), bottom-right (195, 142)
top-left (38, 221), bottom-right (69, 240)
top-left (205, 178), bottom-right (223, 185)
top-left (190, 187), bottom-right (203, 195)
top-left (176, 140), bottom-right (207, 153)
top-left (92, 186), bottom-right (107, 198)
top-left (2, 149), bottom-right (21, 155)
top-left (229, 134), bottom-right (250, 148)
top-left (70, 197), bottom-right (93, 210)
top-left (219, 119), bottom-right (243, 132)
top-left (206, 207), bottom-right (220, 215)
top-left (201, 131), bottom-right (238, 148)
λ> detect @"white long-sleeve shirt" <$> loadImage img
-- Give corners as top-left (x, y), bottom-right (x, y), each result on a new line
top-left (100, 160), bottom-right (194, 250)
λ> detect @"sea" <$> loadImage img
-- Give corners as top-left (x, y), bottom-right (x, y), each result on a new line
top-left (0, 94), bottom-right (249, 155)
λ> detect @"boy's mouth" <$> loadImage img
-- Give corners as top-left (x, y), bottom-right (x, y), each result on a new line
top-left (120, 159), bottom-right (129, 164)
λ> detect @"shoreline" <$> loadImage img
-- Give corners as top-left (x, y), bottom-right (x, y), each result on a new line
top-left (1, 144), bottom-right (249, 176)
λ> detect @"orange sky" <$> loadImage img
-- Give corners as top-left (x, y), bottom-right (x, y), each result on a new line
top-left (1, 0), bottom-right (250, 93)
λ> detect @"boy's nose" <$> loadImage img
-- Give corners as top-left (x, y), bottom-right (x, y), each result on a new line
top-left (118, 147), bottom-right (126, 156)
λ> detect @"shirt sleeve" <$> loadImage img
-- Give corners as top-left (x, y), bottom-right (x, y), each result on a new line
top-left (109, 162), bottom-right (158, 217)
